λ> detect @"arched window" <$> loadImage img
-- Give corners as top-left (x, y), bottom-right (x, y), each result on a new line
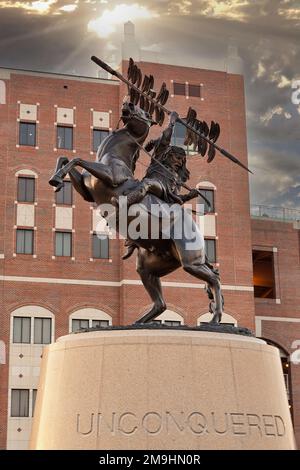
top-left (10, 306), bottom-right (54, 345)
top-left (196, 181), bottom-right (216, 214)
top-left (69, 308), bottom-right (112, 333)
top-left (17, 177), bottom-right (35, 203)
top-left (152, 309), bottom-right (184, 326)
top-left (15, 169), bottom-right (38, 178)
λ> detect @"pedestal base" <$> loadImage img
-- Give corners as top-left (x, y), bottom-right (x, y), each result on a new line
top-left (30, 329), bottom-right (295, 449)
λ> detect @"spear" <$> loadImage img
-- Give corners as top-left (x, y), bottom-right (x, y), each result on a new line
top-left (91, 55), bottom-right (252, 174)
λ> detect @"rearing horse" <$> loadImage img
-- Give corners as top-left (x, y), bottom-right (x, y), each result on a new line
top-left (49, 102), bottom-right (224, 324)
top-left (49, 101), bottom-right (151, 205)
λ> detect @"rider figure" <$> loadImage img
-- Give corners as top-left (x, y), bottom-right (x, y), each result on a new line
top-left (122, 112), bottom-right (199, 260)
top-left (123, 111), bottom-right (199, 207)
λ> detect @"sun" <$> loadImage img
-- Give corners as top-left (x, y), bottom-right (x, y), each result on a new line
top-left (88, 3), bottom-right (157, 38)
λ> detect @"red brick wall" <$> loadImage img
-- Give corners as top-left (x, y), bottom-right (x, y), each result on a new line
top-left (252, 218), bottom-right (300, 446)
top-left (0, 74), bottom-right (10, 449)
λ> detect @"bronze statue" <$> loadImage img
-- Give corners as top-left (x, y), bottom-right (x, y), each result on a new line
top-left (49, 57), bottom-right (250, 324)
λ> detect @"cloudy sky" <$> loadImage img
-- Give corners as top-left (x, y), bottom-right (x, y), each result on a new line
top-left (0, 0), bottom-right (299, 210)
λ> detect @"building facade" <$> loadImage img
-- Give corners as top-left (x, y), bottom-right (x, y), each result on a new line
top-left (0, 57), bottom-right (299, 449)
top-left (251, 215), bottom-right (300, 445)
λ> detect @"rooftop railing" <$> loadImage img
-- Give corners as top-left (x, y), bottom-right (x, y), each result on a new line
top-left (251, 204), bottom-right (300, 222)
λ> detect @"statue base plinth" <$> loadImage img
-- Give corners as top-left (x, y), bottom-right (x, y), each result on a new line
top-left (30, 328), bottom-right (295, 450)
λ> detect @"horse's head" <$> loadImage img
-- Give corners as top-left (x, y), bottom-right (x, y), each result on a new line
top-left (121, 101), bottom-right (155, 138)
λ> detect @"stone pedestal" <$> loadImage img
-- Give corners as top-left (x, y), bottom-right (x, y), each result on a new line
top-left (30, 329), bottom-right (295, 450)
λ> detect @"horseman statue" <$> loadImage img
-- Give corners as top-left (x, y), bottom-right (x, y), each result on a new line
top-left (49, 56), bottom-right (251, 325)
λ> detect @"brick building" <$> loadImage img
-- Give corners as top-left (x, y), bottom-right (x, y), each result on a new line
top-left (0, 26), bottom-right (299, 449)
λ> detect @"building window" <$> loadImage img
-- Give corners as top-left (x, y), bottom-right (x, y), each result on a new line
top-left (173, 82), bottom-right (186, 96)
top-left (19, 122), bottom-right (36, 146)
top-left (34, 317), bottom-right (52, 344)
top-left (92, 234), bottom-right (109, 259)
top-left (32, 389), bottom-right (37, 417)
top-left (11, 389), bottom-right (29, 417)
top-left (55, 181), bottom-right (72, 205)
top-left (55, 231), bottom-right (72, 257)
top-left (164, 320), bottom-right (181, 326)
top-left (282, 357), bottom-right (290, 402)
top-left (92, 320), bottom-right (109, 328)
top-left (57, 126), bottom-right (73, 150)
top-left (252, 250), bottom-right (276, 298)
top-left (16, 229), bottom-right (34, 254)
top-left (205, 239), bottom-right (216, 263)
top-left (171, 121), bottom-right (186, 148)
top-left (198, 189), bottom-right (215, 214)
top-left (13, 317), bottom-right (31, 343)
top-left (171, 122), bottom-right (196, 156)
top-left (72, 319), bottom-right (110, 332)
top-left (93, 129), bottom-right (109, 152)
top-left (17, 177), bottom-right (35, 202)
top-left (188, 84), bottom-right (201, 97)
top-left (72, 319), bottom-right (89, 332)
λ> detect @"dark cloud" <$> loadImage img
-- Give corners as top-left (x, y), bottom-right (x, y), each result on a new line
top-left (0, 0), bottom-right (299, 209)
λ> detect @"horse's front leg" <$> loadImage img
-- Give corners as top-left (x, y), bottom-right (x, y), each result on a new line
top-left (54, 156), bottom-right (69, 174)
top-left (49, 157), bottom-right (79, 189)
top-left (73, 160), bottom-right (116, 186)
top-left (49, 156), bottom-right (71, 190)
top-left (49, 158), bottom-right (116, 189)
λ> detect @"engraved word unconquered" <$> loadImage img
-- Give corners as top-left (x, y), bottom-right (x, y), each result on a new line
top-left (76, 410), bottom-right (286, 438)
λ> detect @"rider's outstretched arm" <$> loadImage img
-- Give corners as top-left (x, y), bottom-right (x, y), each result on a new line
top-left (145, 111), bottom-right (178, 156)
